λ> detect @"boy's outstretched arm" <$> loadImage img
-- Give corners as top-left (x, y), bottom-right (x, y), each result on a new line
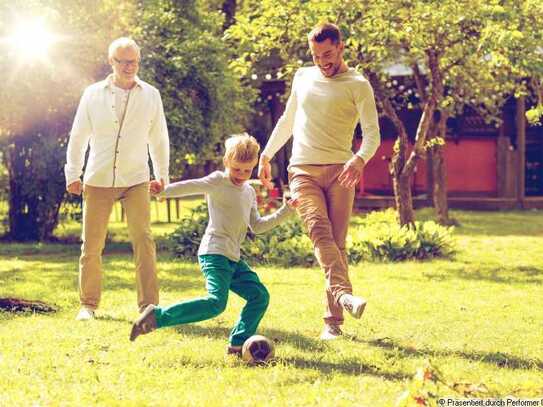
top-left (249, 191), bottom-right (297, 234)
top-left (156, 171), bottom-right (221, 199)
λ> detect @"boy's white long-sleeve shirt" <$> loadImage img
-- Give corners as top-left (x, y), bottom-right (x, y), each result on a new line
top-left (159, 171), bottom-right (295, 262)
top-left (262, 66), bottom-right (381, 165)
top-left (65, 75), bottom-right (170, 187)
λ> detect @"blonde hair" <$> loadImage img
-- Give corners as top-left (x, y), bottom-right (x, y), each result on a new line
top-left (224, 133), bottom-right (260, 163)
top-left (108, 37), bottom-right (140, 59)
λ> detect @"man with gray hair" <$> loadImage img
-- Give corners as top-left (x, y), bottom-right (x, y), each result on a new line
top-left (65, 37), bottom-right (170, 320)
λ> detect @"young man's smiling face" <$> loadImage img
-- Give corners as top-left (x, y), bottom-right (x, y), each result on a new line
top-left (224, 158), bottom-right (258, 186)
top-left (309, 38), bottom-right (345, 78)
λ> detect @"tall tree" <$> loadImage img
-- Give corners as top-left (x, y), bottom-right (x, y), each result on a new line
top-left (134, 0), bottom-right (253, 177)
top-left (228, 0), bottom-right (518, 225)
top-left (482, 0), bottom-right (543, 125)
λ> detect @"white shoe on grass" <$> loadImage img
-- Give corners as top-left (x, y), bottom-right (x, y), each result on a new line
top-left (75, 307), bottom-right (95, 321)
top-left (319, 324), bottom-right (343, 340)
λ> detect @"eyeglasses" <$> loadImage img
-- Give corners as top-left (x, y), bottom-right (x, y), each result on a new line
top-left (113, 57), bottom-right (140, 67)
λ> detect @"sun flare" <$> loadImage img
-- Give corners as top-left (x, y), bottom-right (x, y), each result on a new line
top-left (4, 19), bottom-right (59, 62)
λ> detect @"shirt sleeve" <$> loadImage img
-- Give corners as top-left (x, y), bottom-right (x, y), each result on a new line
top-left (261, 70), bottom-right (301, 160)
top-left (249, 190), bottom-right (295, 234)
top-left (65, 88), bottom-right (92, 186)
top-left (157, 171), bottom-right (220, 198)
top-left (354, 81), bottom-right (381, 164)
top-left (148, 89), bottom-right (170, 185)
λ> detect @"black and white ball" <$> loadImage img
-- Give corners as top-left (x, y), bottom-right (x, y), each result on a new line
top-left (241, 335), bottom-right (275, 364)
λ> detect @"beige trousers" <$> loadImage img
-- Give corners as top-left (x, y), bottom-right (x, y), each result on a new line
top-left (79, 182), bottom-right (158, 311)
top-left (289, 164), bottom-right (355, 326)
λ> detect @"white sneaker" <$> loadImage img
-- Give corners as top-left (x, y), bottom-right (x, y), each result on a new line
top-left (319, 324), bottom-right (343, 340)
top-left (75, 307), bottom-right (95, 321)
top-left (340, 294), bottom-right (367, 319)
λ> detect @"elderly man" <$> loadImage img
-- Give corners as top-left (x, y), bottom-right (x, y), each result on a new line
top-left (258, 23), bottom-right (381, 340)
top-left (65, 37), bottom-right (169, 320)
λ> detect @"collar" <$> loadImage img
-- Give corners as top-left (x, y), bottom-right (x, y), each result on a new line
top-left (99, 74), bottom-right (144, 89)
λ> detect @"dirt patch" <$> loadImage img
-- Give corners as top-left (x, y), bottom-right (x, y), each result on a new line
top-left (0, 298), bottom-right (57, 314)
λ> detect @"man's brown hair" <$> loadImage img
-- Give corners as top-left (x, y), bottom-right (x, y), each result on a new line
top-left (307, 23), bottom-right (342, 44)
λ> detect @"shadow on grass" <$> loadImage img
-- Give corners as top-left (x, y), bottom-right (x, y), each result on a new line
top-left (366, 336), bottom-right (543, 371)
top-left (173, 324), bottom-right (409, 380)
top-left (0, 251), bottom-right (206, 294)
top-left (280, 356), bottom-right (410, 381)
top-left (421, 264), bottom-right (543, 285)
top-left (415, 209), bottom-right (543, 238)
top-left (174, 324), bottom-right (327, 353)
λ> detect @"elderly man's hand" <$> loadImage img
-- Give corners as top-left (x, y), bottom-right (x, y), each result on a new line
top-left (67, 180), bottom-right (83, 196)
top-left (338, 155), bottom-right (365, 189)
top-left (149, 178), bottom-right (165, 196)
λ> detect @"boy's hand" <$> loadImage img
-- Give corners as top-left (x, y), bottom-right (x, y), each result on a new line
top-left (284, 190), bottom-right (299, 209)
top-left (149, 178), bottom-right (165, 196)
top-left (286, 198), bottom-right (299, 209)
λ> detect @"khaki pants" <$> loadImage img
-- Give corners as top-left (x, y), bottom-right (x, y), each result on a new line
top-left (79, 182), bottom-right (158, 311)
top-left (289, 164), bottom-right (355, 326)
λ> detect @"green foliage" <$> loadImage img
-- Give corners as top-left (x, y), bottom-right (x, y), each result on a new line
top-left (1, 131), bottom-right (67, 241)
top-left (526, 104), bottom-right (543, 126)
top-left (349, 209), bottom-right (456, 262)
top-left (167, 205), bottom-right (455, 266)
top-left (134, 0), bottom-right (254, 175)
top-left (0, 0), bottom-right (133, 240)
top-left (165, 202), bottom-right (209, 258)
top-left (0, 0), bottom-right (250, 240)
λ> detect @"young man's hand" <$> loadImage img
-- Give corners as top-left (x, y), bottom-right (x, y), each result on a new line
top-left (149, 178), bottom-right (165, 196)
top-left (338, 155), bottom-right (365, 189)
top-left (67, 180), bottom-right (83, 196)
top-left (258, 155), bottom-right (274, 190)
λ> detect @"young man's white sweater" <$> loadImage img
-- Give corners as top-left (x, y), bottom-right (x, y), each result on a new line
top-left (262, 66), bottom-right (380, 166)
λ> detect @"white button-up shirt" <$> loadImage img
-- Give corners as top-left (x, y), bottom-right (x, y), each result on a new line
top-left (65, 75), bottom-right (170, 188)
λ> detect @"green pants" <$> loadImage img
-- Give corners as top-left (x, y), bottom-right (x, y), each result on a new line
top-left (154, 254), bottom-right (270, 346)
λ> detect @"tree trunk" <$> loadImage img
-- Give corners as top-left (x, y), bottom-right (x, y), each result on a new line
top-left (221, 0), bottom-right (236, 31)
top-left (394, 172), bottom-right (415, 226)
top-left (426, 147), bottom-right (434, 199)
top-left (399, 96), bottom-right (438, 225)
top-left (366, 70), bottom-right (415, 225)
top-left (430, 112), bottom-right (454, 225)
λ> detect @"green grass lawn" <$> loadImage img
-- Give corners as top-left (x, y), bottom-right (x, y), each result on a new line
top-left (1, 209), bottom-right (542, 406)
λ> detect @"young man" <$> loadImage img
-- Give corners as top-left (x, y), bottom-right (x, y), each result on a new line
top-left (258, 23), bottom-right (381, 340)
top-left (65, 37), bottom-right (170, 320)
top-left (130, 134), bottom-right (296, 356)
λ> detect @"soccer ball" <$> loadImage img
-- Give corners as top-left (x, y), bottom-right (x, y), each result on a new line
top-left (241, 335), bottom-right (275, 364)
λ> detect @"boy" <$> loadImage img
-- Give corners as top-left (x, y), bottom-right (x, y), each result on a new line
top-left (129, 134), bottom-right (296, 356)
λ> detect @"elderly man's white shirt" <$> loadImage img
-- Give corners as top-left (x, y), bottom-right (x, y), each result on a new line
top-left (65, 75), bottom-right (169, 187)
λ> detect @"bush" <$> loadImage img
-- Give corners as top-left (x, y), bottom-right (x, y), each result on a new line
top-left (348, 209), bottom-right (456, 262)
top-left (167, 206), bottom-right (456, 266)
